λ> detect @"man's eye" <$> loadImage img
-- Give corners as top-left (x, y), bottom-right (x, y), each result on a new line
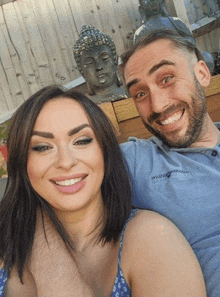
top-left (134, 92), bottom-right (147, 101)
top-left (32, 145), bottom-right (52, 152)
top-left (74, 138), bottom-right (93, 146)
top-left (162, 76), bottom-right (173, 84)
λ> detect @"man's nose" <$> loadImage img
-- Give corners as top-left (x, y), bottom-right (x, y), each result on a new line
top-left (149, 87), bottom-right (170, 114)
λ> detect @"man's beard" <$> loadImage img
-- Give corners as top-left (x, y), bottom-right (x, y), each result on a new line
top-left (142, 76), bottom-right (207, 148)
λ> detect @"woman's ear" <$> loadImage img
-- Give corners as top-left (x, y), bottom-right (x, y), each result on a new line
top-left (194, 60), bottom-right (211, 87)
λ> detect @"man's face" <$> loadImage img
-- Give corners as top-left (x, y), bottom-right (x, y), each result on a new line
top-left (124, 39), bottom-right (207, 148)
top-left (81, 45), bottom-right (117, 92)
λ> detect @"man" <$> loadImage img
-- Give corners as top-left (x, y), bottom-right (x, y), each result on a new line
top-left (120, 29), bottom-right (220, 296)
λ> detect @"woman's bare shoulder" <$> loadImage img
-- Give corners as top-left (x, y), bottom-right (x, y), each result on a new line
top-left (126, 209), bottom-right (183, 240)
top-left (122, 210), bottom-right (206, 296)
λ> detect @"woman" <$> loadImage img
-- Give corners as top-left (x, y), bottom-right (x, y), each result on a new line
top-left (0, 86), bottom-right (206, 296)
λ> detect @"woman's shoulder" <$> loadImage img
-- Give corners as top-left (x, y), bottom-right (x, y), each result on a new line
top-left (121, 210), bottom-right (206, 295)
top-left (123, 209), bottom-right (194, 261)
top-left (126, 209), bottom-right (182, 240)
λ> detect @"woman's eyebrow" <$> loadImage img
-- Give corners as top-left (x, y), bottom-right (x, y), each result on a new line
top-left (32, 123), bottom-right (91, 139)
top-left (68, 123), bottom-right (90, 136)
top-left (32, 131), bottom-right (54, 138)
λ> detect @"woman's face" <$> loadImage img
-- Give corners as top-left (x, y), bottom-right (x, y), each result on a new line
top-left (27, 97), bottom-right (105, 216)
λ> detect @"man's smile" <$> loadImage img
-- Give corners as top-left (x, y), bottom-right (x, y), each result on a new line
top-left (158, 110), bottom-right (185, 126)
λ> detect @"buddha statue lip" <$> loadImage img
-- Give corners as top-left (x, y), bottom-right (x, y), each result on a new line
top-left (97, 73), bottom-right (108, 84)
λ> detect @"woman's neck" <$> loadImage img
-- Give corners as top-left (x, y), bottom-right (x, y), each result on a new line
top-left (55, 199), bottom-right (105, 252)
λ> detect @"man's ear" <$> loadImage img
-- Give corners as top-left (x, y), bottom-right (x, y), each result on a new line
top-left (194, 60), bottom-right (211, 87)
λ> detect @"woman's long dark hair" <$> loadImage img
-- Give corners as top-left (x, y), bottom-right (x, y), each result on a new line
top-left (0, 86), bottom-right (132, 282)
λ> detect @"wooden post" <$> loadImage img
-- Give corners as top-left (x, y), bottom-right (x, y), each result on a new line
top-left (171, 0), bottom-right (191, 28)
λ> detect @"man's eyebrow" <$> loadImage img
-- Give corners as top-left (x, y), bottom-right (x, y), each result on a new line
top-left (148, 60), bottom-right (175, 75)
top-left (32, 124), bottom-right (91, 139)
top-left (126, 79), bottom-right (139, 92)
top-left (125, 60), bottom-right (175, 92)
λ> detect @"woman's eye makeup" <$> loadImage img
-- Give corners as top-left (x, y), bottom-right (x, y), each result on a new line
top-left (32, 144), bottom-right (52, 152)
top-left (74, 137), bottom-right (93, 145)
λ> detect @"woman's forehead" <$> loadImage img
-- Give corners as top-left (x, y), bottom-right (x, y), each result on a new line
top-left (34, 98), bottom-right (90, 131)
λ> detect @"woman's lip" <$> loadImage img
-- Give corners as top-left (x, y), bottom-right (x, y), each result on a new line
top-left (52, 177), bottom-right (86, 194)
top-left (50, 174), bottom-right (87, 182)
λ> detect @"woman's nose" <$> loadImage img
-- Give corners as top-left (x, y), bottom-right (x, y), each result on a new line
top-left (55, 147), bottom-right (78, 170)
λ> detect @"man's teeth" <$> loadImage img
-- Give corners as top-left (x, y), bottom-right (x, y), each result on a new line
top-left (160, 111), bottom-right (183, 125)
top-left (55, 178), bottom-right (83, 186)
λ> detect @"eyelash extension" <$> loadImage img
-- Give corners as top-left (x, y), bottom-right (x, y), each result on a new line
top-left (75, 138), bottom-right (93, 145)
top-left (32, 145), bottom-right (51, 152)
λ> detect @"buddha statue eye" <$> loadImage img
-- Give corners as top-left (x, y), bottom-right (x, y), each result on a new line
top-left (84, 58), bottom-right (94, 66)
top-left (98, 52), bottom-right (111, 62)
top-left (102, 54), bottom-right (110, 61)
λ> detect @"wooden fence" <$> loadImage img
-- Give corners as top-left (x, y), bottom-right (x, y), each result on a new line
top-left (0, 0), bottom-right (219, 118)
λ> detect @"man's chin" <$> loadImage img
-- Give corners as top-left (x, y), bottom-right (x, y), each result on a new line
top-left (142, 121), bottom-right (192, 148)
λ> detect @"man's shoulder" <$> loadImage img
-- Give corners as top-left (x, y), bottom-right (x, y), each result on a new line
top-left (120, 137), bottom-right (156, 152)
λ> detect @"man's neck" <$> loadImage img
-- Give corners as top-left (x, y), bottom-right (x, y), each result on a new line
top-left (189, 115), bottom-right (220, 148)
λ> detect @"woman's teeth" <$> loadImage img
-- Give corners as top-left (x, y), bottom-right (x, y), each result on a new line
top-left (55, 178), bottom-right (83, 186)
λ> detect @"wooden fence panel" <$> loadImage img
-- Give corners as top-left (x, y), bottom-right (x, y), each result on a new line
top-left (0, 5), bottom-right (25, 109)
top-left (0, 0), bottom-right (219, 119)
top-left (0, 0), bottom-right (14, 6)
top-left (2, 3), bottom-right (32, 100)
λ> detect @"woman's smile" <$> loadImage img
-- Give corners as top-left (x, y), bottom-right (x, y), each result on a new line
top-left (51, 175), bottom-right (87, 194)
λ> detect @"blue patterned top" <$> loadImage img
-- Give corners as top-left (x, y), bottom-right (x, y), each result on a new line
top-left (111, 209), bottom-right (138, 297)
top-left (0, 209), bottom-right (138, 297)
top-left (0, 269), bottom-right (8, 296)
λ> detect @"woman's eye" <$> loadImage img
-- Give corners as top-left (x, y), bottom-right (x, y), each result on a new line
top-left (74, 138), bottom-right (93, 146)
top-left (32, 145), bottom-right (52, 152)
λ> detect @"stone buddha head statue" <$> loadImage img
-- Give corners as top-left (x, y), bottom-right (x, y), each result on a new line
top-left (138, 0), bottom-right (168, 20)
top-left (73, 25), bottom-right (127, 103)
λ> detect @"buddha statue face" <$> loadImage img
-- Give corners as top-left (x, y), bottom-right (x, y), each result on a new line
top-left (139, 0), bottom-right (165, 15)
top-left (81, 44), bottom-right (118, 92)
top-left (74, 25), bottom-right (121, 96)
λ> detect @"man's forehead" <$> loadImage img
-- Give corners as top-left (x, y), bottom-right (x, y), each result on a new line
top-left (124, 39), bottom-right (180, 75)
top-left (132, 39), bottom-right (176, 58)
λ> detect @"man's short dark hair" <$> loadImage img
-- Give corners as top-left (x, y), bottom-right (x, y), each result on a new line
top-left (119, 29), bottom-right (204, 75)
